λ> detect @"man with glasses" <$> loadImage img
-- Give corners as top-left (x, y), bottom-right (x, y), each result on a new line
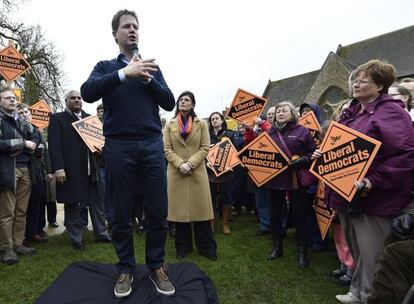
top-left (0, 86), bottom-right (38, 265)
top-left (48, 90), bottom-right (111, 250)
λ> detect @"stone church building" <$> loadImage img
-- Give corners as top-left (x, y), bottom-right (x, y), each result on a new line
top-left (262, 25), bottom-right (414, 121)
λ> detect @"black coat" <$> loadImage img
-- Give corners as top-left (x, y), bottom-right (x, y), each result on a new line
top-left (48, 109), bottom-right (100, 205)
top-left (0, 111), bottom-right (26, 190)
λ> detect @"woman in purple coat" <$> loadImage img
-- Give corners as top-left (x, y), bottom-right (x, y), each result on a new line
top-left (265, 101), bottom-right (316, 268)
top-left (313, 60), bottom-right (414, 304)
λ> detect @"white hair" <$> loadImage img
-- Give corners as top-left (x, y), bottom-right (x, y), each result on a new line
top-left (64, 90), bottom-right (80, 103)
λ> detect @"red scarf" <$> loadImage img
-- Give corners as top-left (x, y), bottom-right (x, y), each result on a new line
top-left (177, 113), bottom-right (193, 138)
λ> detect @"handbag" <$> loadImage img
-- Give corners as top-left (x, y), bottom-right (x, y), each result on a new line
top-left (276, 130), bottom-right (317, 188)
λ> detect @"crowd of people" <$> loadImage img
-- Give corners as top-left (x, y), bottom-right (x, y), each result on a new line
top-left (1, 8), bottom-right (414, 304)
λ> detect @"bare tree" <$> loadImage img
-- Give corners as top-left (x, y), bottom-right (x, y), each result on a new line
top-left (0, 0), bottom-right (65, 109)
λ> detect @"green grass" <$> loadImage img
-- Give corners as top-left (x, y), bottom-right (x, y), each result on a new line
top-left (0, 214), bottom-right (347, 303)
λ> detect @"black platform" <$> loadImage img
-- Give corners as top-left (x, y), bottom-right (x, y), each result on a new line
top-left (35, 261), bottom-right (219, 304)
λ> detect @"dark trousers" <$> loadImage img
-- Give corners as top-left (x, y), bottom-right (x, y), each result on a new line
top-left (38, 201), bottom-right (56, 231)
top-left (25, 198), bottom-right (43, 239)
top-left (63, 181), bottom-right (109, 245)
top-left (231, 167), bottom-right (252, 212)
top-left (268, 189), bottom-right (309, 247)
top-left (25, 179), bottom-right (47, 239)
top-left (132, 188), bottom-right (144, 227)
top-left (105, 137), bottom-right (168, 274)
top-left (255, 187), bottom-right (271, 231)
top-left (210, 181), bottom-right (233, 216)
top-left (175, 221), bottom-right (216, 255)
top-left (99, 167), bottom-right (113, 223)
top-left (46, 201), bottom-right (57, 223)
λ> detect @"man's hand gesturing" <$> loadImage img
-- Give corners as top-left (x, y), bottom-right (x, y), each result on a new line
top-left (123, 56), bottom-right (158, 81)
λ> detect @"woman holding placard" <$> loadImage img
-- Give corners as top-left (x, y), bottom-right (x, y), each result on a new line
top-left (163, 91), bottom-right (217, 261)
top-left (265, 101), bottom-right (317, 268)
top-left (207, 112), bottom-right (236, 235)
top-left (312, 60), bottom-right (414, 304)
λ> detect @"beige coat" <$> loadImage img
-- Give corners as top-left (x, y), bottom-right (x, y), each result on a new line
top-left (163, 117), bottom-right (214, 222)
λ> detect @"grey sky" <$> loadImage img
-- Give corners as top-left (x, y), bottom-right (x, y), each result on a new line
top-left (19, 0), bottom-right (414, 118)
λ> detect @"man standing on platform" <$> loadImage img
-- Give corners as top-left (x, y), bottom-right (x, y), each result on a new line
top-left (81, 9), bottom-right (175, 298)
top-left (48, 90), bottom-right (111, 250)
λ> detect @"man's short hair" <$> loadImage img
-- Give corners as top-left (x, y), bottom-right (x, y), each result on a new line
top-left (111, 9), bottom-right (138, 32)
top-left (64, 90), bottom-right (80, 103)
top-left (16, 103), bottom-right (29, 110)
top-left (0, 85), bottom-right (13, 96)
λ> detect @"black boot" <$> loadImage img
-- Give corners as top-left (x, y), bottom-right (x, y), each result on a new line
top-left (267, 238), bottom-right (283, 260)
top-left (297, 246), bottom-right (309, 268)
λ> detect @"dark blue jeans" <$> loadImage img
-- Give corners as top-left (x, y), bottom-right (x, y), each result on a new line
top-left (104, 137), bottom-right (168, 274)
top-left (255, 187), bottom-right (270, 231)
top-left (99, 167), bottom-right (113, 223)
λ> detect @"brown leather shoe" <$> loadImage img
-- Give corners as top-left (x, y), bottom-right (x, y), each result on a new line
top-left (31, 234), bottom-right (48, 243)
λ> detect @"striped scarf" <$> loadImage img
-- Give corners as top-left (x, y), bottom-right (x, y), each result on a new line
top-left (178, 113), bottom-right (193, 138)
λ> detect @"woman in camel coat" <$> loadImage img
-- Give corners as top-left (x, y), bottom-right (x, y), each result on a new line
top-left (163, 91), bottom-right (217, 261)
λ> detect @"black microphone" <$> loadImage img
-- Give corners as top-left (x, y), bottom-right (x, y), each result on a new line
top-left (130, 43), bottom-right (139, 58)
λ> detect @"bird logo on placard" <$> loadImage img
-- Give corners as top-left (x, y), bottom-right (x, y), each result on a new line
top-left (330, 136), bottom-right (341, 145)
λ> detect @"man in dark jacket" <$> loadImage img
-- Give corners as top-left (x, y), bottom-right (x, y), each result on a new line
top-left (81, 9), bottom-right (175, 298)
top-left (16, 103), bottom-right (51, 244)
top-left (0, 86), bottom-right (37, 265)
top-left (48, 90), bottom-right (110, 250)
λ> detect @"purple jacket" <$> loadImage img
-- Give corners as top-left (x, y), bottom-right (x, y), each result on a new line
top-left (326, 94), bottom-right (414, 217)
top-left (265, 121), bottom-right (316, 190)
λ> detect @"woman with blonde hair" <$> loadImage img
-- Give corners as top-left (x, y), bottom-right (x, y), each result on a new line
top-left (265, 101), bottom-right (316, 268)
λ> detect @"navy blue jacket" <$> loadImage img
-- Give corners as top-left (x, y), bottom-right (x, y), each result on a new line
top-left (80, 58), bottom-right (175, 140)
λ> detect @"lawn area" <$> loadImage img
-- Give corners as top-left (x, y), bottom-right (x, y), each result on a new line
top-left (0, 213), bottom-right (346, 303)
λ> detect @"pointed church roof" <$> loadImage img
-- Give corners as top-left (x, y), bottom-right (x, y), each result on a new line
top-left (263, 25), bottom-right (414, 108)
top-left (337, 25), bottom-right (414, 77)
top-left (262, 70), bottom-right (320, 106)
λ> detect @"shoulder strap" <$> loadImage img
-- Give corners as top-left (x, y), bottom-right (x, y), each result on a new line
top-left (276, 130), bottom-right (292, 159)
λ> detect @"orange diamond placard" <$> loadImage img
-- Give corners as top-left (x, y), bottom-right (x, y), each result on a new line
top-left (238, 132), bottom-right (290, 187)
top-left (225, 88), bottom-right (267, 126)
top-left (299, 111), bottom-right (321, 132)
top-left (72, 115), bottom-right (105, 153)
top-left (207, 138), bottom-right (241, 177)
top-left (30, 100), bottom-right (52, 130)
top-left (313, 181), bottom-right (335, 240)
top-left (0, 45), bottom-right (31, 83)
top-left (309, 121), bottom-right (381, 202)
